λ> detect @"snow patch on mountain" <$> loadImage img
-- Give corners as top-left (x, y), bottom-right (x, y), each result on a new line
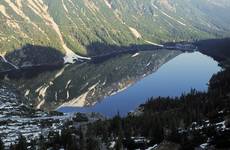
top-left (152, 3), bottom-right (186, 26)
top-left (59, 82), bottom-right (99, 107)
top-left (62, 0), bottom-right (68, 13)
top-left (145, 40), bottom-right (164, 47)
top-left (0, 52), bottom-right (19, 69)
top-left (104, 0), bottom-right (112, 9)
top-left (128, 27), bottom-right (142, 39)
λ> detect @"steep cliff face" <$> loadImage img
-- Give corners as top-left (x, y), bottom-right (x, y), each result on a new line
top-left (0, 0), bottom-right (230, 62)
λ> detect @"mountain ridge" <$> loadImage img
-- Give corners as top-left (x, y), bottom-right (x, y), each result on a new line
top-left (0, 0), bottom-right (230, 64)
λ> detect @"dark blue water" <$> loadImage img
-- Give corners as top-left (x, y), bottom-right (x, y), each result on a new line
top-left (59, 52), bottom-right (221, 117)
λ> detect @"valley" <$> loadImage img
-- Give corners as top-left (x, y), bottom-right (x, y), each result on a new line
top-left (0, 40), bottom-right (229, 149)
top-left (0, 40), bottom-right (225, 148)
top-left (0, 0), bottom-right (230, 149)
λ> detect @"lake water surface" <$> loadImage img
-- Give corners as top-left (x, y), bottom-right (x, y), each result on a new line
top-left (59, 52), bottom-right (221, 117)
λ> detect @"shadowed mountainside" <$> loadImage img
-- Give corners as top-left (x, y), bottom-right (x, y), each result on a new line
top-left (195, 38), bottom-right (230, 67)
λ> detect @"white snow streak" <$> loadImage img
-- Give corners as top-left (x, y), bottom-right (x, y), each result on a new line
top-left (152, 4), bottom-right (186, 26)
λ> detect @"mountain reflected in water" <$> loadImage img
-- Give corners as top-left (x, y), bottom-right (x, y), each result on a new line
top-left (59, 52), bottom-right (221, 117)
top-left (10, 50), bottom-right (181, 110)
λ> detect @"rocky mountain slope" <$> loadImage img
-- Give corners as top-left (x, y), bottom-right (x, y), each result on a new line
top-left (0, 0), bottom-right (230, 65)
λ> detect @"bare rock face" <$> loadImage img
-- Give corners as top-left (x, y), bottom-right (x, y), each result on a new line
top-left (157, 0), bottom-right (176, 12)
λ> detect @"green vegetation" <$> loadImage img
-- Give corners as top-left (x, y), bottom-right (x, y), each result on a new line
top-left (0, 138), bottom-right (4, 150)
top-left (10, 135), bottom-right (27, 150)
top-left (195, 38), bottom-right (230, 67)
top-left (0, 61), bottom-right (14, 72)
top-left (0, 0), bottom-right (230, 56)
top-left (5, 44), bottom-right (64, 67)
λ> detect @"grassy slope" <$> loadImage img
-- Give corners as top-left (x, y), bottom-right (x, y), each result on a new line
top-left (0, 0), bottom-right (230, 56)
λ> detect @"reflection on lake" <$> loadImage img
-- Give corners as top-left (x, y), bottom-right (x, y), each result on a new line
top-left (13, 50), bottom-right (180, 110)
top-left (59, 52), bottom-right (221, 117)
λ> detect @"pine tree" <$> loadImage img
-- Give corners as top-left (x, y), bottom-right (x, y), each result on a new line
top-left (0, 138), bottom-right (4, 150)
top-left (87, 137), bottom-right (100, 150)
top-left (29, 140), bottom-right (36, 150)
top-left (79, 128), bottom-right (86, 150)
top-left (15, 134), bottom-right (27, 150)
top-left (115, 136), bottom-right (123, 150)
top-left (38, 135), bottom-right (46, 150)
top-left (66, 135), bottom-right (79, 150)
